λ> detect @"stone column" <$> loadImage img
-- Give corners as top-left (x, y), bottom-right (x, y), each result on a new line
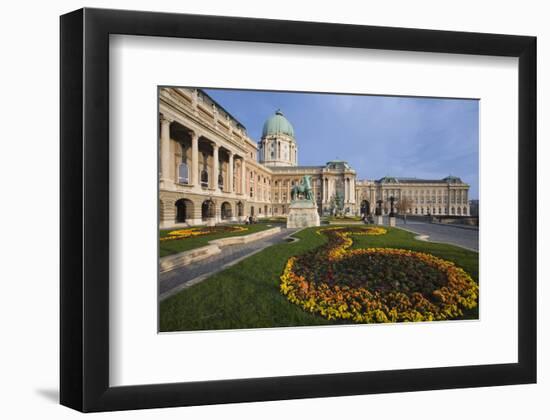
top-left (241, 158), bottom-right (246, 195)
top-left (211, 143), bottom-right (219, 190)
top-left (160, 115), bottom-right (172, 185)
top-left (344, 178), bottom-right (349, 202)
top-left (228, 151), bottom-right (234, 193)
top-left (312, 181), bottom-right (316, 202)
top-left (287, 180), bottom-right (291, 202)
top-left (191, 132), bottom-right (199, 186)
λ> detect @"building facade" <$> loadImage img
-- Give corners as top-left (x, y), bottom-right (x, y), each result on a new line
top-left (159, 87), bottom-right (470, 227)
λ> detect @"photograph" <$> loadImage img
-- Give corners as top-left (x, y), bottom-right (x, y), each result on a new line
top-left (158, 87), bottom-right (479, 332)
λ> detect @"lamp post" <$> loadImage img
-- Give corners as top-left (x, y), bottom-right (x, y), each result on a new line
top-left (375, 199), bottom-right (383, 216)
top-left (388, 196), bottom-right (397, 227)
top-left (389, 196), bottom-right (396, 217)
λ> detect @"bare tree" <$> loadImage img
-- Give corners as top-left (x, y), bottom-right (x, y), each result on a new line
top-left (396, 196), bottom-right (414, 224)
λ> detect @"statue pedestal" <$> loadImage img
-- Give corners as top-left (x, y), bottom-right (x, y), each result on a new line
top-left (375, 215), bottom-right (384, 225)
top-left (287, 200), bottom-right (320, 228)
top-left (388, 216), bottom-right (396, 227)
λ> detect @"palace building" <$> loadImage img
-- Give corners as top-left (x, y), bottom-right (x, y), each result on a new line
top-left (159, 87), bottom-right (470, 227)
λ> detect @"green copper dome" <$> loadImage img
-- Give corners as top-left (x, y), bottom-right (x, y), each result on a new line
top-left (262, 110), bottom-right (295, 139)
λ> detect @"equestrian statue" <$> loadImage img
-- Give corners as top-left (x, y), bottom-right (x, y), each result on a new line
top-left (290, 175), bottom-right (314, 202)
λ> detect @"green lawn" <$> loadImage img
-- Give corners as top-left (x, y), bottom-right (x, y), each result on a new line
top-left (159, 226), bottom-right (478, 332)
top-left (159, 224), bottom-right (274, 257)
top-left (323, 216), bottom-right (362, 222)
top-left (256, 216), bottom-right (287, 224)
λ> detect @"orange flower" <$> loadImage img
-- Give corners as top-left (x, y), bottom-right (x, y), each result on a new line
top-left (279, 227), bottom-right (478, 324)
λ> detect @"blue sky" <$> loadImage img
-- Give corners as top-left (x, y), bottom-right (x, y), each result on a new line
top-left (204, 89), bottom-right (479, 199)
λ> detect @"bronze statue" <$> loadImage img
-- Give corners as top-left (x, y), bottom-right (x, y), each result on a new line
top-left (291, 175), bottom-right (314, 202)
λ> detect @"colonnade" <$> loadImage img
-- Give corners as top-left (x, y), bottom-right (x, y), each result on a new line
top-left (160, 114), bottom-right (246, 195)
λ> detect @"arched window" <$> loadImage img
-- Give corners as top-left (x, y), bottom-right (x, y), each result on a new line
top-left (221, 202), bottom-right (232, 220)
top-left (201, 200), bottom-right (215, 220)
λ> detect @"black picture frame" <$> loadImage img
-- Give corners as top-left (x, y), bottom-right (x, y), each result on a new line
top-left (60, 7), bottom-right (537, 412)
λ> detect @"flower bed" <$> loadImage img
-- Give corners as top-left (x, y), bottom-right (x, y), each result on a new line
top-left (280, 227), bottom-right (478, 323)
top-left (316, 226), bottom-right (387, 236)
top-left (161, 225), bottom-right (247, 242)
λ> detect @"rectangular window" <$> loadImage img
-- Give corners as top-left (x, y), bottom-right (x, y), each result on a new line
top-left (178, 162), bottom-right (189, 184)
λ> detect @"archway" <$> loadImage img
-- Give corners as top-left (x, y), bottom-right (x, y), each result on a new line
top-left (360, 200), bottom-right (370, 216)
top-left (202, 199), bottom-right (215, 220)
top-left (175, 198), bottom-right (193, 223)
top-left (221, 202), bottom-right (232, 220)
top-left (237, 201), bottom-right (244, 217)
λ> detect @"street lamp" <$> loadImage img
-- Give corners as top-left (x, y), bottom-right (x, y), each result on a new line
top-left (389, 196), bottom-right (396, 218)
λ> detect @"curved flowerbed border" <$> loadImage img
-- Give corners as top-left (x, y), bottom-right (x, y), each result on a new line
top-left (161, 226), bottom-right (247, 242)
top-left (316, 226), bottom-right (387, 236)
top-left (280, 227), bottom-right (478, 323)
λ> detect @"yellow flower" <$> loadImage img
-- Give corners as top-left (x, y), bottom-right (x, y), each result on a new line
top-left (279, 227), bottom-right (478, 324)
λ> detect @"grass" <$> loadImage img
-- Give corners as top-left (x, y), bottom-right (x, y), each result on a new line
top-left (159, 226), bottom-right (479, 332)
top-left (257, 216), bottom-right (287, 224)
top-left (324, 216), bottom-right (362, 222)
top-left (349, 226), bottom-right (479, 321)
top-left (159, 224), bottom-right (274, 257)
top-left (160, 227), bottom-right (331, 331)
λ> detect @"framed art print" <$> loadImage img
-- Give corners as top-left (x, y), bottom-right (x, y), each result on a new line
top-left (60, 8), bottom-right (536, 412)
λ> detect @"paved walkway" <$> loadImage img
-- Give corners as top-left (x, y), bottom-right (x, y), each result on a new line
top-left (394, 218), bottom-right (479, 251)
top-left (159, 227), bottom-right (298, 301)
